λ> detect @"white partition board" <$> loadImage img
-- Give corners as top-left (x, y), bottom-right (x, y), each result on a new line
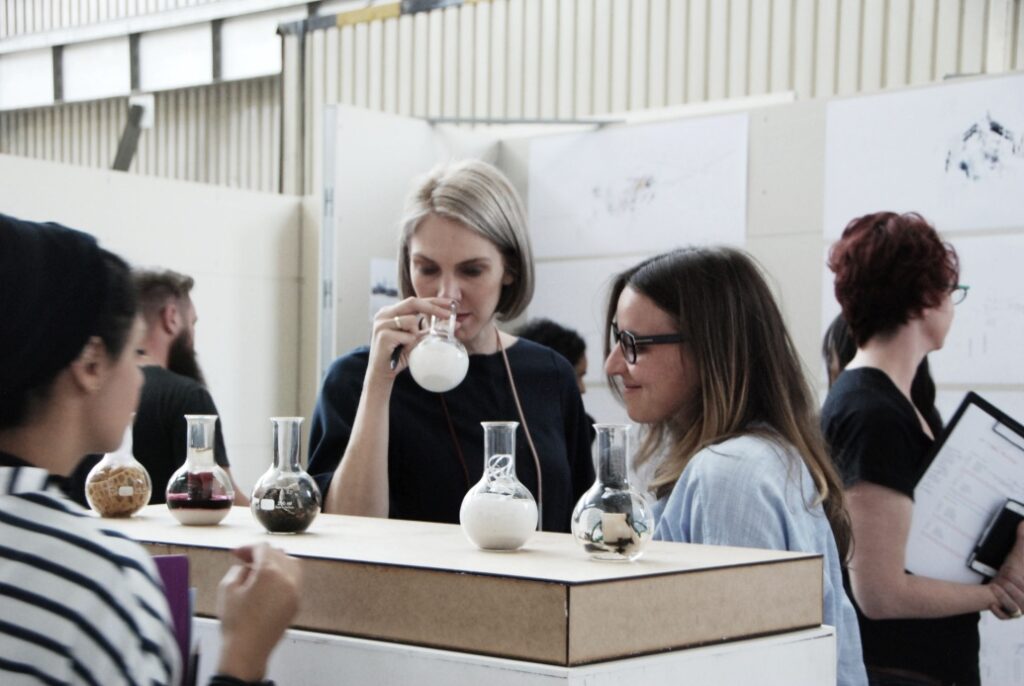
top-left (528, 113), bottom-right (749, 259)
top-left (326, 105), bottom-right (499, 365)
top-left (821, 234), bottom-right (1024, 387)
top-left (532, 255), bottom-right (649, 388)
top-left (824, 73), bottom-right (1024, 236)
top-left (937, 390), bottom-right (1024, 428)
top-left (929, 234), bottom-right (1024, 385)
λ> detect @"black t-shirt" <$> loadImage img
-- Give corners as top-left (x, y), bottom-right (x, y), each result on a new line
top-left (821, 367), bottom-right (980, 685)
top-left (65, 365), bottom-right (230, 507)
top-left (308, 339), bottom-right (595, 533)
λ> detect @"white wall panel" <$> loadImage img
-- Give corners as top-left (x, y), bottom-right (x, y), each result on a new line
top-left (0, 48), bottom-right (54, 109)
top-left (138, 23), bottom-right (213, 91)
top-left (220, 8), bottom-right (304, 81)
top-left (62, 35), bottom-right (130, 102)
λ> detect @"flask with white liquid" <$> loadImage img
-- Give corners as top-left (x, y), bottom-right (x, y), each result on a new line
top-left (408, 301), bottom-right (469, 393)
top-left (460, 421), bottom-right (538, 551)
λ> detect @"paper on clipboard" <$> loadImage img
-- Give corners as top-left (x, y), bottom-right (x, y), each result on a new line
top-left (906, 393), bottom-right (1024, 583)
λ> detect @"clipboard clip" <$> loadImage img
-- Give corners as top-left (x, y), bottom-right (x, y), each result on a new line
top-left (992, 421), bottom-right (1024, 454)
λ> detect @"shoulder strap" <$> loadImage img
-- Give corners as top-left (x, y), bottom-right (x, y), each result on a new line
top-left (496, 327), bottom-right (544, 530)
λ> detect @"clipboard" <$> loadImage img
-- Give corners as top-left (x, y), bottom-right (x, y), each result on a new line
top-left (905, 392), bottom-right (1024, 584)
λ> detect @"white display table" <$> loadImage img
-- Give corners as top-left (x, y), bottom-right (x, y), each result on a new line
top-left (194, 619), bottom-right (836, 685)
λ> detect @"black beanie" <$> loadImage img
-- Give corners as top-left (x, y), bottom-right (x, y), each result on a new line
top-left (0, 213), bottom-right (108, 397)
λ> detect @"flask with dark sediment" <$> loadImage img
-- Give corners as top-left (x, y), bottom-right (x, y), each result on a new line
top-left (251, 417), bottom-right (321, 534)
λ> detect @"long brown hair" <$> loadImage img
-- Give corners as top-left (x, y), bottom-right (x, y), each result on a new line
top-left (605, 247), bottom-right (852, 560)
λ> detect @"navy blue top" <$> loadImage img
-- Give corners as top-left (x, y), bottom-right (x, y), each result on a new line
top-left (308, 339), bottom-right (595, 532)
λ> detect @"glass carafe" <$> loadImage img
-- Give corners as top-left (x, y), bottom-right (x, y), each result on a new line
top-left (408, 301), bottom-right (469, 393)
top-left (459, 421), bottom-right (538, 551)
top-left (85, 424), bottom-right (152, 517)
top-left (571, 424), bottom-right (653, 561)
top-left (251, 417), bottom-right (322, 534)
top-left (166, 415), bottom-right (234, 525)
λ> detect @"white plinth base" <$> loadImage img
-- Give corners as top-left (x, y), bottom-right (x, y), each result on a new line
top-left (194, 618), bottom-right (836, 685)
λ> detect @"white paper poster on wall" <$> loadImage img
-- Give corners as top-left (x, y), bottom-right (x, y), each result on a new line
top-left (368, 258), bottom-right (400, 321)
top-left (823, 73), bottom-right (1024, 237)
top-left (928, 234), bottom-right (1024, 385)
top-left (528, 114), bottom-right (748, 259)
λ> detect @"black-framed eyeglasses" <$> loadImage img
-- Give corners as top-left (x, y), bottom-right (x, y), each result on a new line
top-left (611, 322), bottom-right (685, 364)
top-left (950, 284), bottom-right (970, 305)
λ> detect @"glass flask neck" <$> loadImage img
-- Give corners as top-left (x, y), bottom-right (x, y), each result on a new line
top-left (481, 421), bottom-right (518, 477)
top-left (595, 424), bottom-right (630, 488)
top-left (429, 301), bottom-right (459, 342)
top-left (184, 414), bottom-right (218, 468)
top-left (271, 417), bottom-right (304, 472)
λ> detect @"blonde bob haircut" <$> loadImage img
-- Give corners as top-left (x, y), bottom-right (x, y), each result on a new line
top-left (397, 159), bottom-right (535, 321)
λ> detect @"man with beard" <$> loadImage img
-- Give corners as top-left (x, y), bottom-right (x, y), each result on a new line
top-left (63, 270), bottom-right (249, 506)
top-left (129, 268), bottom-right (249, 505)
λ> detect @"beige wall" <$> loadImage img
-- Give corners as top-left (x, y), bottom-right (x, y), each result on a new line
top-left (0, 153), bottom-right (307, 493)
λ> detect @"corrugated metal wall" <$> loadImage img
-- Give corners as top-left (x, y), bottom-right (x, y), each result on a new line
top-left (2, 0), bottom-right (1022, 194)
top-left (0, 0), bottom-right (222, 38)
top-left (0, 76), bottom-right (281, 192)
top-left (297, 0), bottom-right (1024, 193)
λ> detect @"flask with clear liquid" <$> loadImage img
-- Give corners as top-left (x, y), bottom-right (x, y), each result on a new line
top-left (571, 424), bottom-right (653, 561)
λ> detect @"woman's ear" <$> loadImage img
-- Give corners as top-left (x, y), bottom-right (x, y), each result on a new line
top-left (68, 336), bottom-right (108, 393)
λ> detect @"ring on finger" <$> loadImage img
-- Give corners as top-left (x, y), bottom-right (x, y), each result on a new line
top-left (393, 316), bottom-right (403, 331)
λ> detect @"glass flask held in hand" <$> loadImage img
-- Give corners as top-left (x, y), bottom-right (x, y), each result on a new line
top-left (85, 424), bottom-right (152, 517)
top-left (571, 424), bottom-right (653, 561)
top-left (251, 417), bottom-right (322, 534)
top-left (459, 421), bottom-right (538, 551)
top-left (408, 302), bottom-right (469, 393)
top-left (166, 414), bottom-right (234, 525)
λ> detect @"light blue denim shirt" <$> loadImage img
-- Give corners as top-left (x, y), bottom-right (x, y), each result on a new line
top-left (652, 433), bottom-right (867, 686)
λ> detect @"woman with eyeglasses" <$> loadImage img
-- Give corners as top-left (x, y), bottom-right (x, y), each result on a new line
top-left (821, 211), bottom-right (1024, 686)
top-left (604, 246), bottom-right (867, 686)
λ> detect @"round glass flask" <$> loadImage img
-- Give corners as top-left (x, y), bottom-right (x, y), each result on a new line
top-left (571, 424), bottom-right (653, 561)
top-left (85, 424), bottom-right (152, 517)
top-left (408, 302), bottom-right (468, 393)
top-left (166, 414), bottom-right (234, 525)
top-left (459, 421), bottom-right (538, 551)
top-left (251, 417), bottom-right (322, 534)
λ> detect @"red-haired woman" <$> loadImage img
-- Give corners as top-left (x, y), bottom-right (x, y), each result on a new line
top-left (822, 211), bottom-right (1024, 686)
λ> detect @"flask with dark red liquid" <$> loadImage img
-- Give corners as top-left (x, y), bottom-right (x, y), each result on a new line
top-left (166, 414), bottom-right (234, 525)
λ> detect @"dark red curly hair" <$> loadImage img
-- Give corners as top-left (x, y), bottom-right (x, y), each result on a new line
top-left (828, 212), bottom-right (959, 347)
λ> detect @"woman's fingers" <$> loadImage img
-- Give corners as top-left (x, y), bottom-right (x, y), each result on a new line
top-left (376, 296), bottom-right (454, 323)
top-left (990, 574), bottom-right (1024, 620)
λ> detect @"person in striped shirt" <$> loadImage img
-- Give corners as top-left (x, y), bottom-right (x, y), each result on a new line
top-left (0, 212), bottom-right (300, 686)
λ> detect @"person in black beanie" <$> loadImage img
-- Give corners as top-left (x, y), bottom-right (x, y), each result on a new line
top-left (0, 212), bottom-right (299, 686)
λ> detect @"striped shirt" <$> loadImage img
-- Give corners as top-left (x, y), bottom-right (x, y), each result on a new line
top-left (0, 456), bottom-right (181, 686)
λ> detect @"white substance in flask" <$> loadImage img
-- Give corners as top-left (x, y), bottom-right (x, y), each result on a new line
top-left (460, 492), bottom-right (538, 550)
top-left (408, 303), bottom-right (469, 393)
top-left (408, 336), bottom-right (469, 392)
